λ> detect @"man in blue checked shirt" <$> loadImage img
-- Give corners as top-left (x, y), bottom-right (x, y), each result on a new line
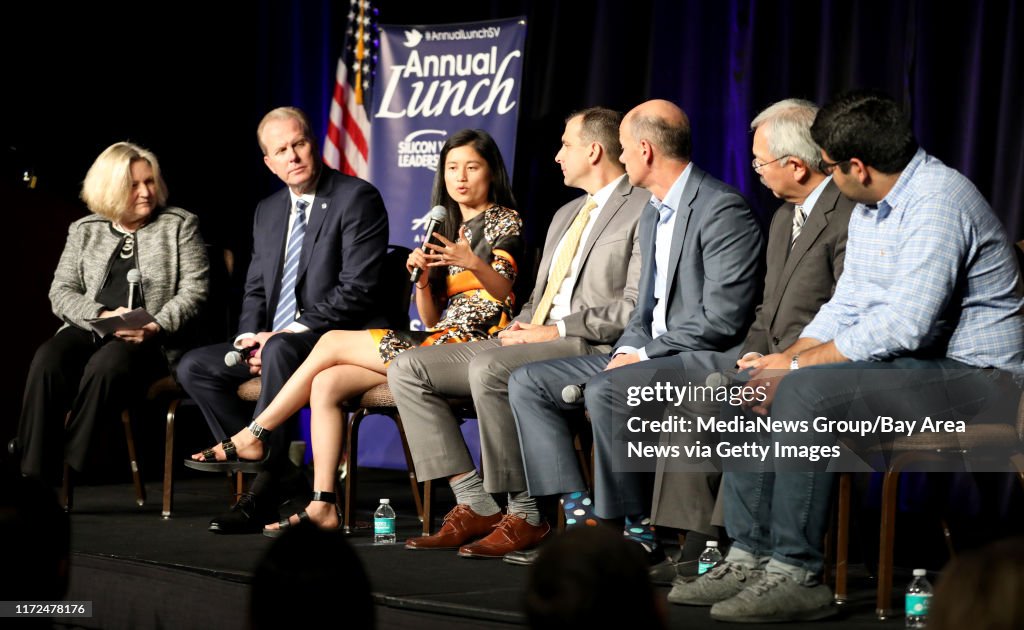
top-left (671, 91), bottom-right (1024, 623)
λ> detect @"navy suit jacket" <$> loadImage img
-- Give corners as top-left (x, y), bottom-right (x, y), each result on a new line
top-left (616, 164), bottom-right (764, 366)
top-left (238, 168), bottom-right (389, 334)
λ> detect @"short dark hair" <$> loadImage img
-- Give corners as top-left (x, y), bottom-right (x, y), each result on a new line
top-left (568, 107), bottom-right (624, 162)
top-left (930, 537), bottom-right (1024, 630)
top-left (810, 90), bottom-right (918, 174)
top-left (524, 526), bottom-right (665, 630)
top-left (251, 523), bottom-right (374, 630)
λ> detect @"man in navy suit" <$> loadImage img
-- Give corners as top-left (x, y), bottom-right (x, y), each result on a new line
top-left (177, 106), bottom-right (389, 533)
top-left (508, 99), bottom-right (764, 560)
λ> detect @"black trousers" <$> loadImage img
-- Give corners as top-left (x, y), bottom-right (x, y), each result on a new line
top-left (18, 326), bottom-right (167, 484)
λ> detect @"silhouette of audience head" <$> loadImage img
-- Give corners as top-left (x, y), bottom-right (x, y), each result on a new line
top-left (0, 473), bottom-right (70, 600)
top-left (524, 525), bottom-right (666, 630)
top-left (929, 536), bottom-right (1024, 630)
top-left (251, 522), bottom-right (374, 629)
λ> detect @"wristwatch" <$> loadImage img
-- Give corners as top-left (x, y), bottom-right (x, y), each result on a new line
top-left (790, 353), bottom-right (801, 370)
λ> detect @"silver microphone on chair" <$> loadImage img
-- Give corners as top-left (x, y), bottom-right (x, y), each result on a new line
top-left (562, 383), bottom-right (586, 404)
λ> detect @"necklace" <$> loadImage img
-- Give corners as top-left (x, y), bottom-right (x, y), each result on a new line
top-left (112, 222), bottom-right (136, 259)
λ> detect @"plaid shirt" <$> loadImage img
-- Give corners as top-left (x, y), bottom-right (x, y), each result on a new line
top-left (802, 149), bottom-right (1024, 373)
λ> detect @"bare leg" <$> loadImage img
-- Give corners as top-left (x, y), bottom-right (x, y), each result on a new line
top-left (191, 330), bottom-right (387, 461)
top-left (264, 363), bottom-right (387, 530)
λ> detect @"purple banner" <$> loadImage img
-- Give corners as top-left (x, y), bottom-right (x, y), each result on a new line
top-left (348, 17), bottom-right (526, 472)
top-left (369, 16), bottom-right (527, 330)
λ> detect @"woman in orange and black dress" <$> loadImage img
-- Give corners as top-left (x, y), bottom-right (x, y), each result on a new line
top-left (188, 129), bottom-right (522, 534)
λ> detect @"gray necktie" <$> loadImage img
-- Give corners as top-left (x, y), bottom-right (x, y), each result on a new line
top-left (273, 199), bottom-right (309, 331)
top-left (791, 204), bottom-right (806, 245)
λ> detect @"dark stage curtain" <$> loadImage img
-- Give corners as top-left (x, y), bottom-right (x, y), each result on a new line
top-left (2, 1), bottom-right (1021, 487)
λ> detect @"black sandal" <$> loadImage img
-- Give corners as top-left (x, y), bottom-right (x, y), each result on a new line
top-left (263, 491), bottom-right (340, 538)
top-left (184, 421), bottom-right (272, 473)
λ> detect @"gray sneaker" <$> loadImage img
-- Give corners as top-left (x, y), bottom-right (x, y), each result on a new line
top-left (709, 572), bottom-right (836, 623)
top-left (667, 561), bottom-right (764, 606)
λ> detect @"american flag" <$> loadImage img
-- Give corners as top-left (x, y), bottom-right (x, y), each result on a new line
top-left (323, 0), bottom-right (379, 177)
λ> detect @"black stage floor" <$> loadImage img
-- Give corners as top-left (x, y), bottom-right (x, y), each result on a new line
top-left (60, 470), bottom-right (906, 629)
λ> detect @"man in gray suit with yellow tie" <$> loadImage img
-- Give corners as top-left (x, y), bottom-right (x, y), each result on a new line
top-left (388, 107), bottom-right (650, 557)
top-left (507, 99), bottom-right (763, 563)
top-left (651, 98), bottom-right (854, 581)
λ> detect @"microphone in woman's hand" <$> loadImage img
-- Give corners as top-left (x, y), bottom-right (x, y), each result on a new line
top-left (411, 206), bottom-right (448, 283)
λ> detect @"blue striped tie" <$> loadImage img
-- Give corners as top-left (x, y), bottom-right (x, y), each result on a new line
top-left (272, 199), bottom-right (308, 331)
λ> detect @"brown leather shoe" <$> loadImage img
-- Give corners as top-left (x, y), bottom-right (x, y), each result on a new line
top-left (457, 513), bottom-right (551, 558)
top-left (404, 504), bottom-right (502, 550)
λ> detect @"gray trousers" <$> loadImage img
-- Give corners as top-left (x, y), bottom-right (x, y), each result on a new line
top-left (387, 336), bottom-right (598, 493)
top-left (651, 397), bottom-right (723, 536)
top-left (511, 354), bottom-right (721, 528)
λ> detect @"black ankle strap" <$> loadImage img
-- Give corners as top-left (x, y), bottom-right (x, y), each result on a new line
top-left (247, 421), bottom-right (271, 442)
top-left (311, 491), bottom-right (337, 504)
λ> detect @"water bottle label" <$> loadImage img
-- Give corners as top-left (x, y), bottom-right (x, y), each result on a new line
top-left (698, 561), bottom-right (714, 575)
top-left (374, 517), bottom-right (395, 535)
top-left (905, 593), bottom-right (931, 617)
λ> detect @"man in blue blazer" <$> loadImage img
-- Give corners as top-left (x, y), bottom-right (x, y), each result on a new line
top-left (178, 106), bottom-right (389, 533)
top-left (508, 99), bottom-right (764, 559)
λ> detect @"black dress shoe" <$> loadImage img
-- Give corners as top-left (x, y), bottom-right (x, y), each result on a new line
top-left (649, 557), bottom-right (679, 585)
top-left (650, 558), bottom-right (702, 585)
top-left (502, 548), bottom-right (540, 566)
top-left (209, 492), bottom-right (275, 534)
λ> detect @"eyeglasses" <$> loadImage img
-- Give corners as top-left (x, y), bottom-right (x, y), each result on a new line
top-left (751, 155), bottom-right (790, 173)
top-left (820, 158), bottom-right (850, 175)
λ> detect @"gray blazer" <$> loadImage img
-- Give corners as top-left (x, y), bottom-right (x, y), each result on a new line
top-left (49, 206), bottom-right (209, 362)
top-left (741, 178), bottom-right (854, 356)
top-left (617, 164), bottom-right (764, 363)
top-left (514, 176), bottom-right (650, 349)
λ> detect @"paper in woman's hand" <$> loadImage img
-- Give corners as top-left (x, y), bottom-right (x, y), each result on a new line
top-left (87, 308), bottom-right (158, 337)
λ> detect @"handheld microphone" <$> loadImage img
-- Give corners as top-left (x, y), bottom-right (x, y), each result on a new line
top-left (562, 383), bottom-right (586, 404)
top-left (410, 206), bottom-right (449, 283)
top-left (225, 342), bottom-right (261, 367)
top-left (705, 367), bottom-right (750, 388)
top-left (126, 269), bottom-right (141, 310)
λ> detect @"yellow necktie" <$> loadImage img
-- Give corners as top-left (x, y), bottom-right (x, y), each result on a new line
top-left (531, 197), bottom-right (598, 325)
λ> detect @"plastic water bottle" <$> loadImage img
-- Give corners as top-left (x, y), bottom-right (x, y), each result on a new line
top-left (373, 498), bottom-right (396, 544)
top-left (905, 568), bottom-right (932, 628)
top-left (698, 540), bottom-right (723, 575)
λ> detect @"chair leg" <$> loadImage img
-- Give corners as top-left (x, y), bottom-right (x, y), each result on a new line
top-left (393, 414), bottom-right (425, 523)
top-left (343, 410), bottom-right (365, 534)
top-left (877, 470), bottom-right (900, 619)
top-left (61, 462), bottom-right (74, 512)
top-left (940, 517), bottom-right (956, 560)
top-left (121, 409), bottom-right (146, 507)
top-left (162, 399), bottom-right (179, 518)
top-left (422, 478), bottom-right (434, 537)
top-left (1011, 452), bottom-right (1024, 489)
top-left (834, 472), bottom-right (851, 604)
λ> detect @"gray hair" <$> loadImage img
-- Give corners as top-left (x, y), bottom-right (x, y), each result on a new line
top-left (750, 99), bottom-right (822, 173)
top-left (630, 112), bottom-right (691, 160)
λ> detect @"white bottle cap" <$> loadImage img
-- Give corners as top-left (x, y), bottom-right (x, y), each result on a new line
top-left (913, 568), bottom-right (926, 577)
top-left (707, 541), bottom-right (718, 547)
top-left (380, 498), bottom-right (390, 504)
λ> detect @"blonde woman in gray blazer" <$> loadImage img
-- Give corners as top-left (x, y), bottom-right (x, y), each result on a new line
top-left (16, 142), bottom-right (208, 484)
